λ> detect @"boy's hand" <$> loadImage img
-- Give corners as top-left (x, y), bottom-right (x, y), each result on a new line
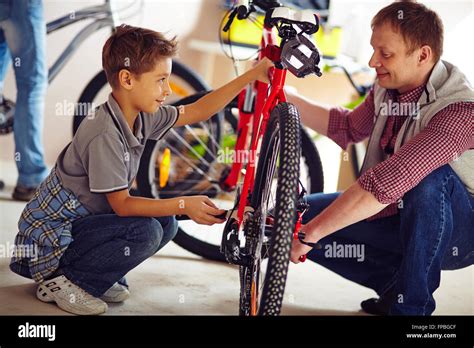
top-left (252, 57), bottom-right (274, 84)
top-left (181, 196), bottom-right (227, 226)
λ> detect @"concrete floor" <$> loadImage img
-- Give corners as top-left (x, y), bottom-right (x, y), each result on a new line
top-left (0, 161), bottom-right (472, 315)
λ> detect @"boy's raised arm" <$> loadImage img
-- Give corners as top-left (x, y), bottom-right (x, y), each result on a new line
top-left (173, 58), bottom-right (273, 127)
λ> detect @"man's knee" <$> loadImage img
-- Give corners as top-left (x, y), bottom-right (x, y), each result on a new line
top-left (402, 164), bottom-right (455, 207)
top-left (302, 192), bottom-right (341, 224)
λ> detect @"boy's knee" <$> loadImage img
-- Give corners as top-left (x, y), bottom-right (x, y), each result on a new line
top-left (161, 215), bottom-right (179, 241)
top-left (136, 217), bottom-right (163, 252)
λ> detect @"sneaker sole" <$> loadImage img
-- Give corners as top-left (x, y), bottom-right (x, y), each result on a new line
top-left (36, 284), bottom-right (108, 315)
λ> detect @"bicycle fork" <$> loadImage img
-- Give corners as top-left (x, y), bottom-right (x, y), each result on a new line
top-left (293, 190), bottom-right (322, 262)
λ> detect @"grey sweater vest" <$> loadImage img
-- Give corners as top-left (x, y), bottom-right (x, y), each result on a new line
top-left (360, 60), bottom-right (474, 195)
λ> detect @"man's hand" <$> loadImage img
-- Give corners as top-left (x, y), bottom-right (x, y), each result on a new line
top-left (181, 195), bottom-right (227, 226)
top-left (290, 223), bottom-right (319, 263)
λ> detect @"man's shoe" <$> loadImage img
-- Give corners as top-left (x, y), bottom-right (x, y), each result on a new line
top-left (100, 282), bottom-right (130, 303)
top-left (36, 275), bottom-right (108, 315)
top-left (361, 297), bottom-right (392, 315)
top-left (12, 185), bottom-right (37, 201)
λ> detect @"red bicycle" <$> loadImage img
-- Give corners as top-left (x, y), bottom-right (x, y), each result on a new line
top-left (137, 0), bottom-right (325, 315)
top-left (217, 0), bottom-right (324, 315)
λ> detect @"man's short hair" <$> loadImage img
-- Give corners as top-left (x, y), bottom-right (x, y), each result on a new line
top-left (372, 1), bottom-right (444, 62)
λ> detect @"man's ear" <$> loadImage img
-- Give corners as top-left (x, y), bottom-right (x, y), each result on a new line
top-left (118, 69), bottom-right (133, 90)
top-left (418, 45), bottom-right (432, 65)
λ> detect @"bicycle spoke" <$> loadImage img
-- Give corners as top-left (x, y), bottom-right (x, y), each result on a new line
top-left (190, 120), bottom-right (224, 155)
top-left (167, 128), bottom-right (221, 178)
top-left (183, 123), bottom-right (220, 163)
top-left (162, 140), bottom-right (217, 182)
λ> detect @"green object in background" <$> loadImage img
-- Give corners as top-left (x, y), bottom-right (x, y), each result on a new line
top-left (188, 134), bottom-right (237, 164)
top-left (344, 95), bottom-right (366, 110)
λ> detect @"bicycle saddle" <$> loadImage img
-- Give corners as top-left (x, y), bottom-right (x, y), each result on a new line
top-left (265, 6), bottom-right (319, 35)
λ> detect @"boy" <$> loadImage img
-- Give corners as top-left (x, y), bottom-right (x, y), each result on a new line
top-left (10, 24), bottom-right (272, 315)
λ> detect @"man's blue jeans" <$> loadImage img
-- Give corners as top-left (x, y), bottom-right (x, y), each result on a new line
top-left (0, 0), bottom-right (48, 187)
top-left (302, 164), bottom-right (474, 315)
top-left (54, 215), bottom-right (179, 298)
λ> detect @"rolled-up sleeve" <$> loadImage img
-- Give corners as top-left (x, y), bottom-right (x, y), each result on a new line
top-left (327, 87), bottom-right (376, 150)
top-left (358, 102), bottom-right (473, 204)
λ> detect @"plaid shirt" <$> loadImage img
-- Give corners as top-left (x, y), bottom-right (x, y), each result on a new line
top-left (328, 85), bottom-right (474, 220)
top-left (10, 166), bottom-right (90, 282)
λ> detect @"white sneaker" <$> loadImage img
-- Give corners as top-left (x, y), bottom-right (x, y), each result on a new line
top-left (36, 275), bottom-right (108, 315)
top-left (100, 282), bottom-right (130, 303)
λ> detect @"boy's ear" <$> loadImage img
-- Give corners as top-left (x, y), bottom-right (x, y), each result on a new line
top-left (118, 69), bottom-right (133, 90)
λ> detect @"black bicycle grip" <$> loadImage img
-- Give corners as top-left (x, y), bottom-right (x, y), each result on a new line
top-left (215, 210), bottom-right (229, 220)
top-left (223, 8), bottom-right (238, 32)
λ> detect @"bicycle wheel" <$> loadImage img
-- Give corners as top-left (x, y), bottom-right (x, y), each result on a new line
top-left (240, 102), bottom-right (301, 316)
top-left (72, 60), bottom-right (210, 135)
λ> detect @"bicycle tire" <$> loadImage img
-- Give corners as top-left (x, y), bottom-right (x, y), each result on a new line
top-left (240, 102), bottom-right (301, 316)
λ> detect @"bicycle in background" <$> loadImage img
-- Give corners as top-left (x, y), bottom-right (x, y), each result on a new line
top-left (0, 0), bottom-right (209, 138)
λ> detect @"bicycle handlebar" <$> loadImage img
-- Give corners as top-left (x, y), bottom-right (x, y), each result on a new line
top-left (224, 0), bottom-right (283, 32)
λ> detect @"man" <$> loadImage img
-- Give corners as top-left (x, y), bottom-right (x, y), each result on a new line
top-left (288, 1), bottom-right (473, 315)
top-left (0, 0), bottom-right (49, 201)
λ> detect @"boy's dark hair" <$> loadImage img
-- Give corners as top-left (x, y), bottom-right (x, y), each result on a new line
top-left (102, 24), bottom-right (178, 89)
top-left (372, 1), bottom-right (444, 62)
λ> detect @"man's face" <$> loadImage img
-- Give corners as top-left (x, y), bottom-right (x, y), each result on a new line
top-left (369, 22), bottom-right (423, 93)
top-left (130, 58), bottom-right (172, 113)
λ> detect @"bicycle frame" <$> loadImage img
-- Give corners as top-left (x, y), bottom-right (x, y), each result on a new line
top-left (45, 0), bottom-right (128, 84)
top-left (221, 22), bottom-right (288, 228)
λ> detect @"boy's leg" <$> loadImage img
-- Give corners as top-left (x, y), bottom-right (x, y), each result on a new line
top-left (153, 215), bottom-right (179, 253)
top-left (303, 193), bottom-right (403, 296)
top-left (390, 164), bottom-right (474, 315)
top-left (117, 215), bottom-right (178, 288)
top-left (56, 214), bottom-right (177, 298)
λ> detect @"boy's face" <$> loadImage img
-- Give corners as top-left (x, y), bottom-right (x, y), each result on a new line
top-left (130, 58), bottom-right (173, 113)
top-left (368, 22), bottom-right (426, 93)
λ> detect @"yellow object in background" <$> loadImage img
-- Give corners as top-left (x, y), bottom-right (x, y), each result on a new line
top-left (220, 13), bottom-right (275, 47)
top-left (220, 11), bottom-right (342, 58)
top-left (314, 25), bottom-right (342, 58)
top-left (159, 148), bottom-right (171, 188)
